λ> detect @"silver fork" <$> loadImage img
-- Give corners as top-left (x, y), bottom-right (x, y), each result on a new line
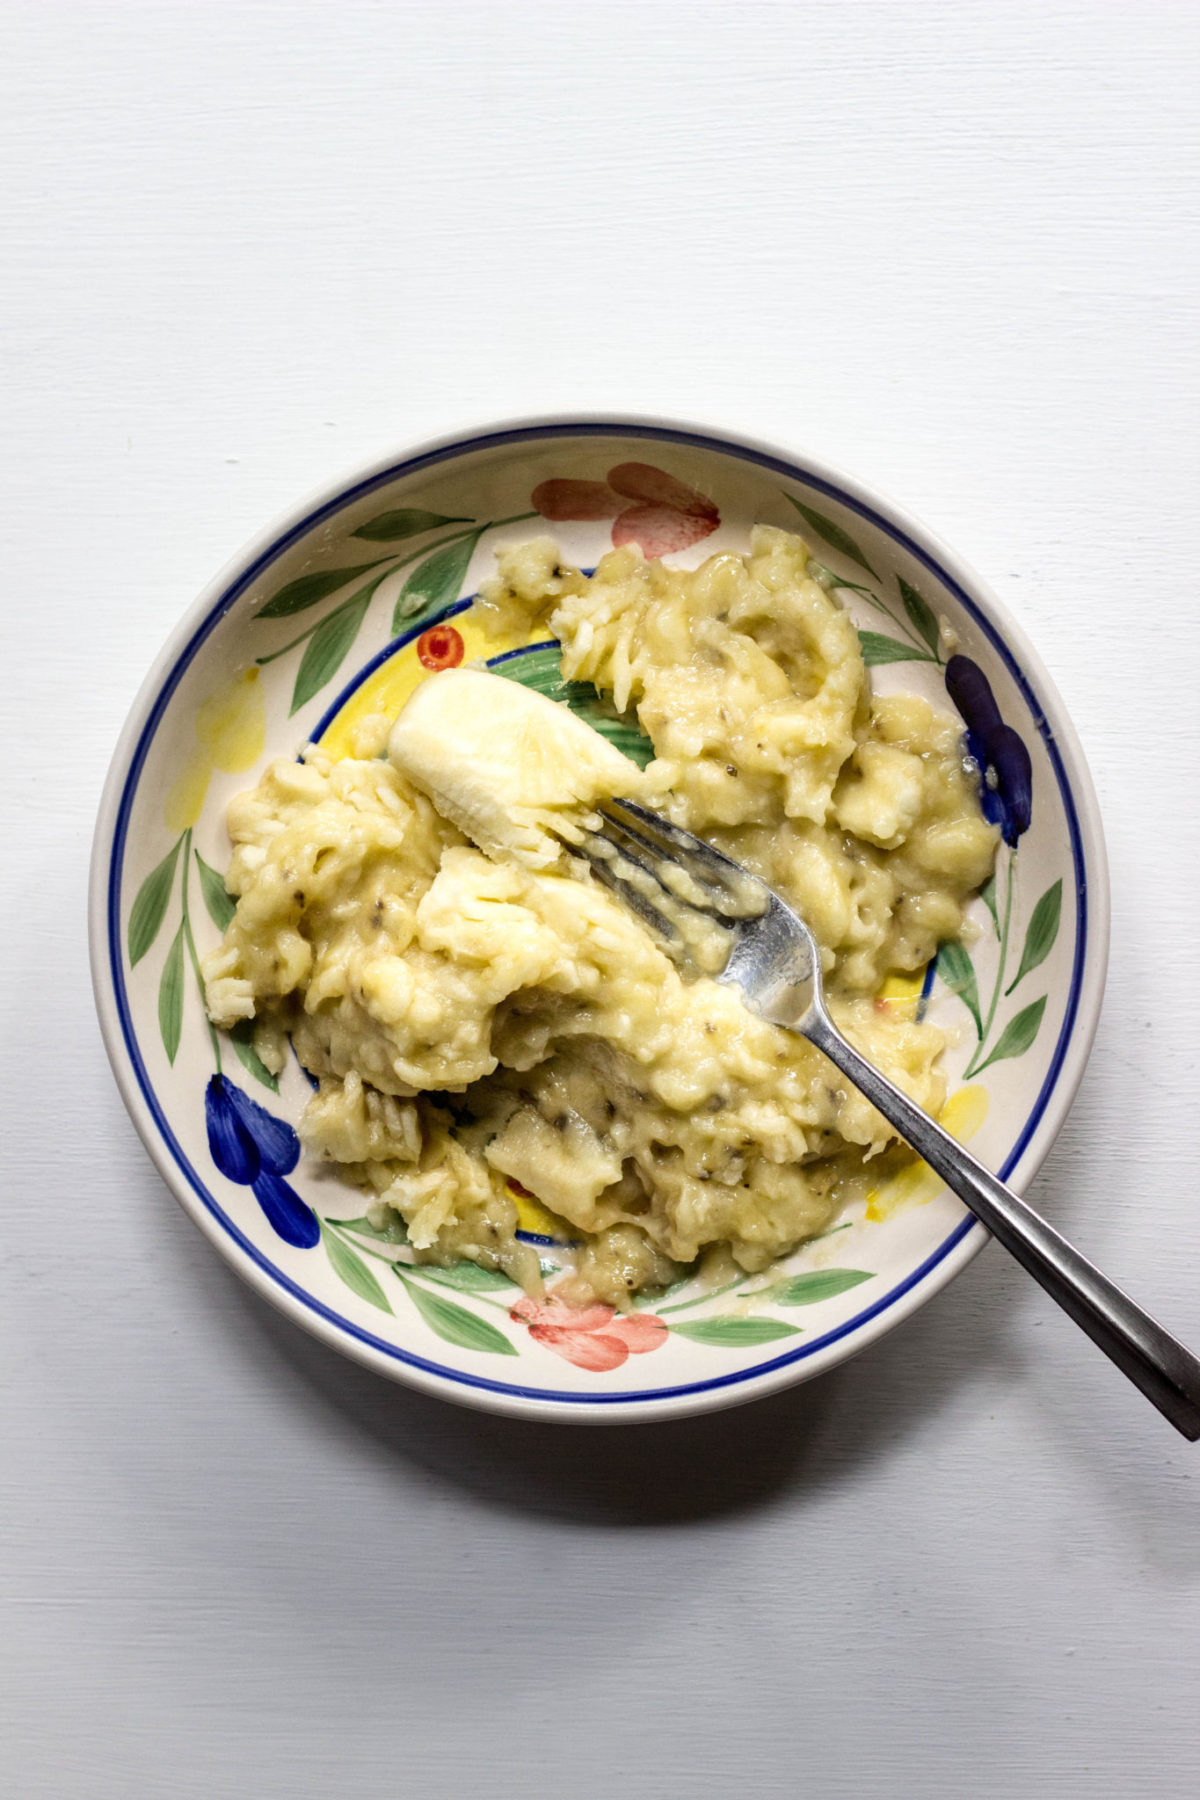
top-left (577, 798), bottom-right (1200, 1441)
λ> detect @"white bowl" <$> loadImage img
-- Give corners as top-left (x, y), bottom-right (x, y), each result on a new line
top-left (89, 416), bottom-right (1108, 1423)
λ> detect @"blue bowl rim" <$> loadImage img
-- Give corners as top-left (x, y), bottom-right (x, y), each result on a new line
top-left (89, 414), bottom-right (1109, 1423)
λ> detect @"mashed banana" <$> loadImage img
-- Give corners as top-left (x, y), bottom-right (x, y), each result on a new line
top-left (204, 527), bottom-right (997, 1304)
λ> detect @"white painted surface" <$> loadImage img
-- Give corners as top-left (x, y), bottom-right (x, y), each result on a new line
top-left (2, 2), bottom-right (1197, 1794)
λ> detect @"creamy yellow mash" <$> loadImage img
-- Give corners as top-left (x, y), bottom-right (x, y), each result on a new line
top-left (203, 527), bottom-right (997, 1303)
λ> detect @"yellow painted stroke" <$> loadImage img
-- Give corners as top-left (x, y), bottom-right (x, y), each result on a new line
top-left (317, 607), bottom-right (535, 761)
top-left (196, 666), bottom-right (265, 772)
top-left (876, 967), bottom-right (927, 1019)
top-left (866, 1084), bottom-right (989, 1222)
top-left (163, 754), bottom-right (212, 834)
top-left (508, 1182), bottom-right (576, 1244)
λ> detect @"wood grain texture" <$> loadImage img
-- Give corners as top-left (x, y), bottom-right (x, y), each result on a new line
top-left (1, 2), bottom-right (1197, 1795)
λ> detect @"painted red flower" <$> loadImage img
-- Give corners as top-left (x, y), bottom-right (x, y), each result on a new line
top-left (531, 462), bottom-right (720, 559)
top-left (509, 1294), bottom-right (668, 1372)
top-left (416, 623), bottom-right (464, 670)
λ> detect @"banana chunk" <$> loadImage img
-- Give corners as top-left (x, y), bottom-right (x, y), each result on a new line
top-left (388, 667), bottom-right (644, 868)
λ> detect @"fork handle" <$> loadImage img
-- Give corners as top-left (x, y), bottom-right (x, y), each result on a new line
top-left (803, 1010), bottom-right (1200, 1441)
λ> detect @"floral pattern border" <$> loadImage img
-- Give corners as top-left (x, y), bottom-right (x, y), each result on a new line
top-left (123, 465), bottom-right (1058, 1369)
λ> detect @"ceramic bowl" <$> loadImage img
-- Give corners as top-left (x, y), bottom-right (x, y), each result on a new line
top-left (90, 416), bottom-right (1108, 1423)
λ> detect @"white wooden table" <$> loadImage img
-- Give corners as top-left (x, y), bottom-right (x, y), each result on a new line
top-left (3, 5), bottom-right (1198, 1795)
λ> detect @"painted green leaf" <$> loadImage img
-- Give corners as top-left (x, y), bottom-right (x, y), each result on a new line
top-left (409, 1261), bottom-right (515, 1293)
top-left (669, 1316), bottom-right (801, 1347)
top-left (491, 645), bottom-right (655, 769)
top-left (400, 1273), bottom-right (517, 1355)
top-left (785, 495), bottom-right (880, 579)
top-left (492, 644), bottom-right (563, 694)
top-left (392, 529), bottom-right (483, 633)
top-left (290, 588), bottom-right (373, 715)
top-left (937, 939), bottom-right (982, 1035)
top-left (1006, 879), bottom-right (1062, 994)
top-left (353, 508), bottom-right (471, 543)
top-left (256, 558), bottom-right (390, 620)
top-left (807, 560), bottom-right (875, 599)
top-left (773, 1269), bottom-right (873, 1306)
top-left (898, 576), bottom-right (940, 654)
top-left (858, 630), bottom-right (933, 667)
top-left (322, 1223), bottom-right (393, 1313)
top-left (329, 1212), bottom-right (410, 1245)
top-left (591, 719), bottom-right (655, 768)
top-left (127, 837), bottom-right (183, 965)
top-left (809, 1220), bottom-right (853, 1242)
top-left (976, 995), bottom-right (1047, 1072)
top-left (194, 849), bottom-right (235, 932)
top-left (229, 1018), bottom-right (279, 1092)
top-left (980, 871), bottom-right (1000, 933)
top-left (639, 1271), bottom-right (701, 1307)
top-left (158, 920), bottom-right (186, 1062)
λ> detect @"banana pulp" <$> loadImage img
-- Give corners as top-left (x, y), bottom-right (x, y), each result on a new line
top-left (387, 666), bottom-right (646, 869)
top-left (203, 527), bottom-right (997, 1305)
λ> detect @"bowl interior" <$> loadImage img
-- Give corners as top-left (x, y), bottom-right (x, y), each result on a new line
top-left (94, 422), bottom-right (1102, 1420)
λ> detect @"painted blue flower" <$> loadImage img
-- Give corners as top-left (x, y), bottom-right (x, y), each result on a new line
top-left (204, 1075), bottom-right (319, 1248)
top-left (945, 654), bottom-right (1033, 846)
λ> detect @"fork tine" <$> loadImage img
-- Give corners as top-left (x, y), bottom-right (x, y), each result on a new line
top-left (572, 833), bottom-right (683, 944)
top-left (595, 806), bottom-right (727, 916)
top-left (600, 798), bottom-right (767, 918)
